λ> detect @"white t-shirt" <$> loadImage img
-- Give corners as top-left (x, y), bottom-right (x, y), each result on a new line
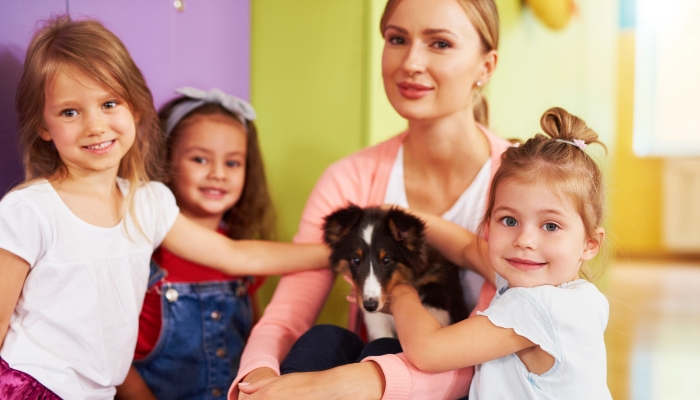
top-left (383, 145), bottom-right (492, 311)
top-left (469, 275), bottom-right (612, 399)
top-left (0, 179), bottom-right (179, 400)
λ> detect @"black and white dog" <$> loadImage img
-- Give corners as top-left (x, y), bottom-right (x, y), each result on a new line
top-left (323, 205), bottom-right (470, 341)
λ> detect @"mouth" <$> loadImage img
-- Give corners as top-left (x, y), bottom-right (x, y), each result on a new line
top-left (505, 258), bottom-right (548, 270)
top-left (83, 140), bottom-right (115, 152)
top-left (200, 187), bottom-right (227, 198)
top-left (397, 81), bottom-right (433, 99)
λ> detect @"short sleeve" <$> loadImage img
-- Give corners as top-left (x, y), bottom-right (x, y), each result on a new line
top-left (0, 192), bottom-right (48, 267)
top-left (138, 182), bottom-right (179, 248)
top-left (478, 288), bottom-right (561, 363)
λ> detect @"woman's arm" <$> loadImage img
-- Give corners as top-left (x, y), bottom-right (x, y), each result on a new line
top-left (115, 366), bottom-right (157, 400)
top-left (399, 208), bottom-right (495, 285)
top-left (0, 249), bottom-right (29, 347)
top-left (162, 214), bottom-right (329, 276)
top-left (391, 284), bottom-right (533, 373)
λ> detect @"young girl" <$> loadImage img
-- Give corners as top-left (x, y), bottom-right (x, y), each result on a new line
top-left (119, 87), bottom-right (275, 399)
top-left (0, 16), bottom-right (326, 400)
top-left (389, 107), bottom-right (612, 399)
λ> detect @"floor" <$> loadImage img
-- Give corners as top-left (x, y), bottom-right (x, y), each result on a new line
top-left (605, 259), bottom-right (700, 400)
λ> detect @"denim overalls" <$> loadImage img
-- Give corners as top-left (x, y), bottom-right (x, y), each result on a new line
top-left (134, 260), bottom-right (253, 399)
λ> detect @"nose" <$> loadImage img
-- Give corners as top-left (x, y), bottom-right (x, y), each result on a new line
top-left (85, 111), bottom-right (107, 136)
top-left (401, 43), bottom-right (426, 76)
top-left (363, 298), bottom-right (379, 312)
top-left (513, 227), bottom-right (537, 250)
top-left (208, 160), bottom-right (226, 180)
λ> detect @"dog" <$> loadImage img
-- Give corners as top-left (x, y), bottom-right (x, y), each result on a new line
top-left (322, 205), bottom-right (471, 341)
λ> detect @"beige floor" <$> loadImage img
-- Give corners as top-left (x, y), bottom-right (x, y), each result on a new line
top-left (605, 259), bottom-right (700, 400)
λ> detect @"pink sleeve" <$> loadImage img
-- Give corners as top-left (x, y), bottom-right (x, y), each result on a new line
top-left (228, 159), bottom-right (367, 399)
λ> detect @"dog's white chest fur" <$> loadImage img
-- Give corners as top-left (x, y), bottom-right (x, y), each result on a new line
top-left (363, 306), bottom-right (451, 341)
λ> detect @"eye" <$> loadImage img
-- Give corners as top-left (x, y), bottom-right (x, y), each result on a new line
top-left (226, 160), bottom-right (241, 168)
top-left (542, 222), bottom-right (560, 232)
top-left (103, 101), bottom-right (118, 109)
top-left (192, 156), bottom-right (207, 164)
top-left (60, 109), bottom-right (77, 117)
top-left (387, 35), bottom-right (406, 45)
top-left (350, 256), bottom-right (361, 266)
top-left (432, 40), bottom-right (451, 49)
top-left (500, 217), bottom-right (518, 227)
top-left (381, 257), bottom-right (392, 267)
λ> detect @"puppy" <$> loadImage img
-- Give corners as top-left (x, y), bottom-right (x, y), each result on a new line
top-left (323, 205), bottom-right (470, 341)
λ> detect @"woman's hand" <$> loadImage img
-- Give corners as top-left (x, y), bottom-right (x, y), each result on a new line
top-left (239, 367), bottom-right (278, 399)
top-left (238, 362), bottom-right (385, 400)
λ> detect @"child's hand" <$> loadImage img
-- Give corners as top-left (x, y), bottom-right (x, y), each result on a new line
top-left (342, 274), bottom-right (358, 305)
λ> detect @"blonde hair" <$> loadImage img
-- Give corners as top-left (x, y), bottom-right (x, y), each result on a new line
top-left (379, 0), bottom-right (499, 126)
top-left (15, 15), bottom-right (163, 233)
top-left (479, 107), bottom-right (607, 279)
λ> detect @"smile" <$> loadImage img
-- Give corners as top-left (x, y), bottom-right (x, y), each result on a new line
top-left (200, 188), bottom-right (227, 198)
top-left (506, 258), bottom-right (547, 270)
top-left (84, 140), bottom-right (114, 150)
top-left (397, 82), bottom-right (433, 99)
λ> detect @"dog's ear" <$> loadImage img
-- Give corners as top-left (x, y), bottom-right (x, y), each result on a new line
top-left (323, 204), bottom-right (364, 245)
top-left (387, 208), bottom-right (425, 251)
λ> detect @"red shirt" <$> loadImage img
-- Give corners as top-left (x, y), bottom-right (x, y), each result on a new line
top-left (134, 232), bottom-right (264, 360)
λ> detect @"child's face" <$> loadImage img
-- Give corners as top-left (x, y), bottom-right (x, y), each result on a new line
top-left (169, 114), bottom-right (247, 221)
top-left (487, 178), bottom-right (602, 288)
top-left (381, 0), bottom-right (491, 121)
top-left (40, 69), bottom-right (136, 176)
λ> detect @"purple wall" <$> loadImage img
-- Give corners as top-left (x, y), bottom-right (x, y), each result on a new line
top-left (0, 0), bottom-right (251, 196)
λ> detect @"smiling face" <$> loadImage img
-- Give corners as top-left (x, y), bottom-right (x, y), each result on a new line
top-left (381, 0), bottom-right (496, 121)
top-left (487, 178), bottom-right (603, 288)
top-left (41, 68), bottom-right (136, 177)
top-left (169, 114), bottom-right (247, 222)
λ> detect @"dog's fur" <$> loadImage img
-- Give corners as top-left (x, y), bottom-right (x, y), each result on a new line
top-left (323, 205), bottom-right (470, 341)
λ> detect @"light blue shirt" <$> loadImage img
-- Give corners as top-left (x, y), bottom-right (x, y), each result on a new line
top-left (469, 275), bottom-right (612, 399)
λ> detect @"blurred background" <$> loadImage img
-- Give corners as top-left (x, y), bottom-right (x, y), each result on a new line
top-left (1, 0), bottom-right (699, 398)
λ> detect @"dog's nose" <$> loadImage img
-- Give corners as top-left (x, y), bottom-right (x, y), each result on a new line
top-left (363, 298), bottom-right (379, 312)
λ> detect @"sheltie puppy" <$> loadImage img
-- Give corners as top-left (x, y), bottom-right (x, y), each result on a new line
top-left (323, 205), bottom-right (470, 341)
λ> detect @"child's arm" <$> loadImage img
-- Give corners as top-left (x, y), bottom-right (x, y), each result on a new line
top-left (390, 283), bottom-right (534, 373)
top-left (401, 208), bottom-right (495, 285)
top-left (115, 366), bottom-right (156, 400)
top-left (0, 249), bottom-right (29, 347)
top-left (161, 214), bottom-right (329, 276)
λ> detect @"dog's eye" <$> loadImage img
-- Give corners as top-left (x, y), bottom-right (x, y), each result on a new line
top-left (381, 257), bottom-right (392, 266)
top-left (350, 256), bottom-right (361, 266)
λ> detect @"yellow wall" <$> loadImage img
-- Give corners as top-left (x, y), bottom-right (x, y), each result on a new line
top-left (609, 32), bottom-right (666, 257)
top-left (251, 0), bottom-right (368, 326)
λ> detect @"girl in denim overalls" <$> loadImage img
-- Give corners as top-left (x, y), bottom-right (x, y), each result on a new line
top-left (130, 88), bottom-right (275, 399)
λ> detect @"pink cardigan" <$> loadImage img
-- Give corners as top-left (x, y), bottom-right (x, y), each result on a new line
top-left (229, 127), bottom-right (511, 399)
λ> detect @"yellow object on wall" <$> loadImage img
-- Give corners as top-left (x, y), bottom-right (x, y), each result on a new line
top-left (525, 0), bottom-right (575, 30)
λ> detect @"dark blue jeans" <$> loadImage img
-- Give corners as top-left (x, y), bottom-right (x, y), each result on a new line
top-left (280, 324), bottom-right (402, 374)
top-left (134, 280), bottom-right (253, 400)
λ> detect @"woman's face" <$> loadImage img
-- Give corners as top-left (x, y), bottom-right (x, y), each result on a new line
top-left (381, 0), bottom-right (494, 121)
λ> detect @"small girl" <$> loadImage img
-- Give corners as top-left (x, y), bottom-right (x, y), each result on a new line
top-left (121, 88), bottom-right (275, 399)
top-left (389, 107), bottom-right (612, 399)
top-left (0, 16), bottom-right (326, 400)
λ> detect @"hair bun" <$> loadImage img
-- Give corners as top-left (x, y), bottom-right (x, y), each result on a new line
top-left (540, 107), bottom-right (605, 152)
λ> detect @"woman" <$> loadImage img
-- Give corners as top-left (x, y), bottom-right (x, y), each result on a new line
top-left (232, 0), bottom-right (509, 398)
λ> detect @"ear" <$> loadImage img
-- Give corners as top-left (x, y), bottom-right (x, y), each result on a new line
top-left (38, 125), bottom-right (52, 142)
top-left (476, 49), bottom-right (498, 86)
top-left (581, 227), bottom-right (605, 261)
top-left (387, 208), bottom-right (425, 251)
top-left (322, 204), bottom-right (364, 245)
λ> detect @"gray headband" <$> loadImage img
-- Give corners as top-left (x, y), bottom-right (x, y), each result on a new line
top-left (164, 87), bottom-right (257, 137)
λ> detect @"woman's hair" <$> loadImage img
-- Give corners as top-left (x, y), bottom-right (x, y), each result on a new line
top-left (379, 0), bottom-right (499, 126)
top-left (479, 107), bottom-right (607, 279)
top-left (15, 15), bottom-right (163, 230)
top-left (158, 99), bottom-right (276, 241)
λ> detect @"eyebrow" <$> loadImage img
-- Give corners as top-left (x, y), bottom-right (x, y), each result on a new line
top-left (493, 206), bottom-right (568, 218)
top-left (384, 25), bottom-right (457, 39)
top-left (183, 147), bottom-right (245, 157)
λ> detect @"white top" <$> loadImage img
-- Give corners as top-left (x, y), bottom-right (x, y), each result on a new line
top-left (0, 179), bottom-right (179, 400)
top-left (469, 275), bottom-right (612, 400)
top-left (384, 145), bottom-right (492, 311)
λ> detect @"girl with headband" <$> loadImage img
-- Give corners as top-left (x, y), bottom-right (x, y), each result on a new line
top-left (116, 87), bottom-right (277, 399)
